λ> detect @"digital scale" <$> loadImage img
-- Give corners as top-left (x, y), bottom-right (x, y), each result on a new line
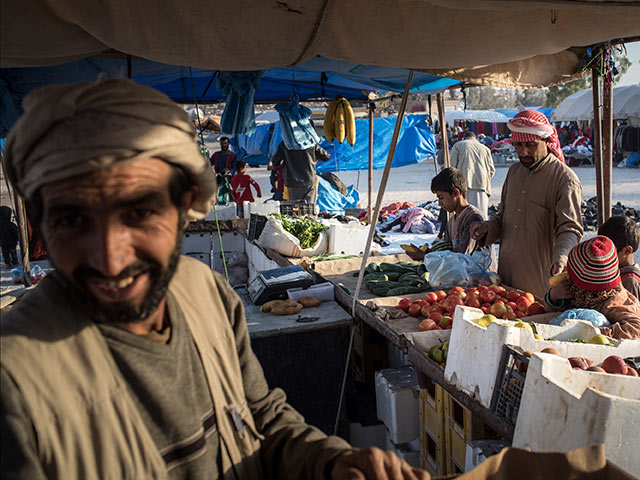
top-left (247, 265), bottom-right (314, 305)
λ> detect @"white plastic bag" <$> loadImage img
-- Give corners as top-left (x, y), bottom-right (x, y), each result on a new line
top-left (255, 217), bottom-right (327, 258)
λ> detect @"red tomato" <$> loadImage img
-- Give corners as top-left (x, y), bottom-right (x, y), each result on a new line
top-left (481, 306), bottom-right (490, 314)
top-left (429, 312), bottom-right (443, 323)
top-left (494, 285), bottom-right (506, 295)
top-left (477, 285), bottom-right (489, 292)
top-left (523, 292), bottom-right (535, 303)
top-left (494, 298), bottom-right (506, 304)
top-left (397, 298), bottom-right (412, 312)
top-left (466, 287), bottom-right (479, 296)
top-left (408, 304), bottom-right (422, 317)
top-left (506, 290), bottom-right (520, 302)
top-left (429, 304), bottom-right (446, 315)
top-left (420, 305), bottom-right (430, 317)
top-left (465, 295), bottom-right (481, 308)
top-left (418, 300), bottom-right (430, 307)
top-left (436, 290), bottom-right (447, 301)
top-left (425, 292), bottom-right (438, 303)
top-left (503, 311), bottom-right (517, 320)
top-left (517, 295), bottom-right (532, 310)
top-left (527, 302), bottom-right (546, 316)
top-left (504, 304), bottom-right (514, 314)
top-left (450, 286), bottom-right (464, 295)
top-left (490, 302), bottom-right (507, 318)
top-left (418, 319), bottom-right (436, 332)
top-left (479, 289), bottom-right (496, 304)
top-left (506, 301), bottom-right (518, 312)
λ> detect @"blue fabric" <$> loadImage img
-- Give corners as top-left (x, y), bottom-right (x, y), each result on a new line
top-left (216, 71), bottom-right (263, 136)
top-left (316, 176), bottom-right (359, 214)
top-left (275, 94), bottom-right (321, 150)
top-left (317, 114), bottom-right (436, 172)
top-left (549, 308), bottom-right (611, 328)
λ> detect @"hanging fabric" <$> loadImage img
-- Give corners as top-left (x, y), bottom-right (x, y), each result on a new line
top-left (275, 93), bottom-right (321, 150)
top-left (216, 70), bottom-right (263, 136)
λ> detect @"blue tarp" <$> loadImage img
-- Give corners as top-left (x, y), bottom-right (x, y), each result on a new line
top-left (1, 56), bottom-right (461, 133)
top-left (316, 177), bottom-right (359, 213)
top-left (232, 114), bottom-right (436, 172)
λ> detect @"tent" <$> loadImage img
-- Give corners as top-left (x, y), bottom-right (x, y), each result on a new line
top-left (445, 110), bottom-right (510, 124)
top-left (551, 85), bottom-right (640, 127)
top-left (2, 1), bottom-right (639, 88)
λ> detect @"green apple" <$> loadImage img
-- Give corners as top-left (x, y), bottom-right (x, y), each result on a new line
top-left (588, 334), bottom-right (612, 345)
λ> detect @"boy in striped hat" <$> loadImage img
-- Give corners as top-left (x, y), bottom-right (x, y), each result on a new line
top-left (547, 235), bottom-right (640, 339)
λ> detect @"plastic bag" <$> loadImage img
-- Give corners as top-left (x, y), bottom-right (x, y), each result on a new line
top-left (11, 266), bottom-right (23, 284)
top-left (423, 249), bottom-right (494, 289)
top-left (549, 308), bottom-right (611, 328)
top-left (30, 265), bottom-right (46, 284)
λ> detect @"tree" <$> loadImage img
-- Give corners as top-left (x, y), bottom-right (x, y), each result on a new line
top-left (544, 53), bottom-right (631, 107)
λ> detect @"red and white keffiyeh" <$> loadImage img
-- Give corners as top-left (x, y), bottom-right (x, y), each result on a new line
top-left (507, 110), bottom-right (565, 163)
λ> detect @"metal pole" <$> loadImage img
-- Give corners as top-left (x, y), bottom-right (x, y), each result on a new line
top-left (437, 92), bottom-right (450, 167)
top-left (602, 64), bottom-right (613, 222)
top-left (591, 69), bottom-right (604, 227)
top-left (368, 102), bottom-right (374, 225)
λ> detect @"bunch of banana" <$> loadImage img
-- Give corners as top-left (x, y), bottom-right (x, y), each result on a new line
top-left (323, 96), bottom-right (356, 146)
top-left (400, 243), bottom-right (430, 254)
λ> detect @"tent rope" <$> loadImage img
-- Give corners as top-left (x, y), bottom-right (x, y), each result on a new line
top-left (188, 67), bottom-right (230, 282)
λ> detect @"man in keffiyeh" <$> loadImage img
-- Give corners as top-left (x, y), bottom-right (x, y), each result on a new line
top-left (470, 110), bottom-right (583, 298)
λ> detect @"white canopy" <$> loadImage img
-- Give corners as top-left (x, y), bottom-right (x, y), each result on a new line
top-left (445, 110), bottom-right (510, 125)
top-left (551, 85), bottom-right (640, 127)
top-left (2, 1), bottom-right (640, 88)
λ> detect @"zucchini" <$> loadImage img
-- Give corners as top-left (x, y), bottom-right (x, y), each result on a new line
top-left (387, 285), bottom-right (423, 296)
top-left (366, 262), bottom-right (381, 274)
top-left (379, 262), bottom-right (416, 274)
top-left (372, 286), bottom-right (390, 297)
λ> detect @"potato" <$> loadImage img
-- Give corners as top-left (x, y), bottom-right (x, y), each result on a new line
top-left (271, 301), bottom-right (303, 315)
top-left (298, 296), bottom-right (322, 308)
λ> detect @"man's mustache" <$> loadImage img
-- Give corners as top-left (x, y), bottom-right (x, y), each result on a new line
top-left (74, 260), bottom-right (157, 282)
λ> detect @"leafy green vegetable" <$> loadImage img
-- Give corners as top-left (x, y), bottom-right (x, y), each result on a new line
top-left (270, 214), bottom-right (327, 249)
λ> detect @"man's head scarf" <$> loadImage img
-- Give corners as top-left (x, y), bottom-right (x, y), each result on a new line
top-left (2, 79), bottom-right (217, 221)
top-left (507, 110), bottom-right (565, 163)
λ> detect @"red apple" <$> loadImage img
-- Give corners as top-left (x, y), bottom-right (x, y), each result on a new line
top-left (490, 302), bottom-right (507, 318)
top-left (425, 292), bottom-right (438, 303)
top-left (601, 356), bottom-right (628, 375)
top-left (527, 302), bottom-right (546, 316)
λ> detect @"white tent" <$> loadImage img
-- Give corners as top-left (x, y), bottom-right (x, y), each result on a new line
top-left (445, 110), bottom-right (510, 125)
top-left (551, 85), bottom-right (640, 127)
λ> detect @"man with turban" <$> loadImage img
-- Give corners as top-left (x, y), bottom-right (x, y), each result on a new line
top-left (0, 79), bottom-right (427, 480)
top-left (470, 110), bottom-right (583, 298)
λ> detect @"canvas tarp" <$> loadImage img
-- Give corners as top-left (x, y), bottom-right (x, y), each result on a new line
top-left (551, 85), bottom-right (640, 127)
top-left (1, 0), bottom-right (639, 87)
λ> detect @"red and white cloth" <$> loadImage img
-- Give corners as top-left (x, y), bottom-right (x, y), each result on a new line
top-left (507, 110), bottom-right (565, 163)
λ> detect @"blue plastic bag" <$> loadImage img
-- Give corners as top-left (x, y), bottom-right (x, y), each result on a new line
top-left (549, 308), bottom-right (611, 328)
top-left (423, 249), bottom-right (495, 289)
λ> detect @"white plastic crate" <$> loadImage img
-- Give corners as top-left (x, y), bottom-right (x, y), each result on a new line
top-left (444, 306), bottom-right (640, 408)
top-left (205, 203), bottom-right (236, 221)
top-left (513, 353), bottom-right (640, 474)
top-left (327, 222), bottom-right (370, 255)
top-left (375, 366), bottom-right (420, 444)
top-left (287, 282), bottom-right (335, 302)
top-left (182, 232), bottom-right (211, 254)
top-left (212, 231), bottom-right (245, 253)
top-left (242, 201), bottom-right (280, 218)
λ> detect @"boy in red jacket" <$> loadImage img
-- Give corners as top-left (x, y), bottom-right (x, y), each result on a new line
top-left (230, 161), bottom-right (262, 210)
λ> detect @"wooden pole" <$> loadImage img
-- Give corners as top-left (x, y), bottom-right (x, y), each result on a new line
top-left (13, 194), bottom-right (32, 286)
top-left (368, 102), bottom-right (374, 225)
top-left (437, 92), bottom-right (450, 167)
top-left (591, 69), bottom-right (604, 227)
top-left (602, 66), bottom-right (613, 222)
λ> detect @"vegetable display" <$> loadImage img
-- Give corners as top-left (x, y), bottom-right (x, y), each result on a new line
top-left (362, 261), bottom-right (431, 297)
top-left (271, 214), bottom-right (327, 249)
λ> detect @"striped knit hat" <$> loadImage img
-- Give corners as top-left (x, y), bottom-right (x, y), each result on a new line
top-left (508, 110), bottom-right (565, 163)
top-left (567, 236), bottom-right (621, 292)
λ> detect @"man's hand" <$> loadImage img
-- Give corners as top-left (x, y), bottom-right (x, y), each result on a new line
top-left (470, 221), bottom-right (489, 241)
top-left (550, 261), bottom-right (564, 277)
top-left (330, 448), bottom-right (430, 480)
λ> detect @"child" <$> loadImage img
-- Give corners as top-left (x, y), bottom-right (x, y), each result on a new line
top-left (547, 235), bottom-right (640, 339)
top-left (230, 161), bottom-right (262, 211)
top-left (430, 167), bottom-right (484, 254)
top-left (598, 215), bottom-right (640, 299)
top-left (0, 206), bottom-right (19, 268)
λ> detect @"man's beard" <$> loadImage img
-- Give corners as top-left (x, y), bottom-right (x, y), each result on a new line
top-left (67, 230), bottom-right (183, 324)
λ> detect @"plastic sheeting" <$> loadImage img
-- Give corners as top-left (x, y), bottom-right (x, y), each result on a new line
top-left (275, 95), bottom-right (321, 150)
top-left (216, 71), bottom-right (263, 135)
top-left (318, 114), bottom-right (436, 172)
top-left (316, 177), bottom-right (359, 214)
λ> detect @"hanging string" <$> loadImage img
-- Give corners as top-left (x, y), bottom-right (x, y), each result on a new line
top-left (188, 67), bottom-right (230, 282)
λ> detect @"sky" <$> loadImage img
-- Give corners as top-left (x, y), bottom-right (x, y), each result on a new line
top-left (617, 41), bottom-right (640, 86)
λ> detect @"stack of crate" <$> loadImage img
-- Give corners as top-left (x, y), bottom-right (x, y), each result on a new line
top-left (418, 380), bottom-right (445, 475)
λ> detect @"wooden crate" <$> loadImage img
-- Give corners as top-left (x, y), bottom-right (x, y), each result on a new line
top-left (419, 383), bottom-right (446, 475)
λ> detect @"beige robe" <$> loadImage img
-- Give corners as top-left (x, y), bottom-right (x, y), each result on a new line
top-left (486, 153), bottom-right (583, 298)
